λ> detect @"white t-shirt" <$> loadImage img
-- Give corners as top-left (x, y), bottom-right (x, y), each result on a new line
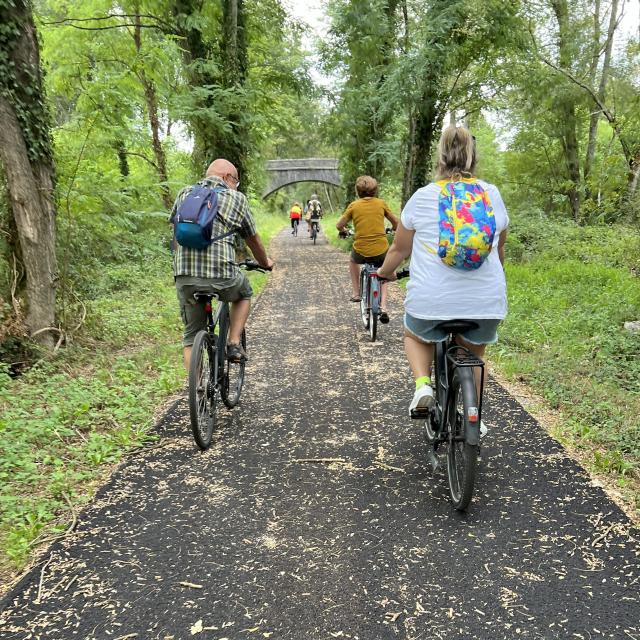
top-left (401, 179), bottom-right (509, 320)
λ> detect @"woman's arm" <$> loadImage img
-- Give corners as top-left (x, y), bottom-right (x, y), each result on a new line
top-left (377, 222), bottom-right (414, 280)
top-left (498, 230), bottom-right (507, 266)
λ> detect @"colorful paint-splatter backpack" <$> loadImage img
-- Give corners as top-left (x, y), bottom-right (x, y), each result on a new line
top-left (436, 179), bottom-right (496, 270)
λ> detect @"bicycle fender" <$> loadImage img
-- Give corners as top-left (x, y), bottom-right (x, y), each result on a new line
top-left (458, 367), bottom-right (480, 446)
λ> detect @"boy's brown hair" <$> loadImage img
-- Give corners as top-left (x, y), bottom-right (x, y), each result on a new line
top-left (355, 175), bottom-right (378, 198)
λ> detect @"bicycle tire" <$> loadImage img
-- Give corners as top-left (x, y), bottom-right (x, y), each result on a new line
top-left (368, 304), bottom-right (377, 341)
top-left (312, 224), bottom-right (317, 244)
top-left (221, 328), bottom-right (247, 408)
top-left (446, 368), bottom-right (478, 510)
top-left (359, 270), bottom-right (369, 330)
top-left (188, 330), bottom-right (217, 450)
top-left (368, 277), bottom-right (380, 341)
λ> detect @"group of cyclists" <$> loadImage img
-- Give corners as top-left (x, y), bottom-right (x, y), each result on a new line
top-left (289, 194), bottom-right (323, 237)
top-left (170, 126), bottom-right (508, 429)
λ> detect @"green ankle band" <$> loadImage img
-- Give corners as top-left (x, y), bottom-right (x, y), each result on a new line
top-left (415, 375), bottom-right (431, 389)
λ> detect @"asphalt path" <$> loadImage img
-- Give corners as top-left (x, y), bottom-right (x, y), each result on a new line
top-left (1, 228), bottom-right (638, 640)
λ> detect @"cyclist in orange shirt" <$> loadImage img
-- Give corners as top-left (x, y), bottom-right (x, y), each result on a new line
top-left (289, 202), bottom-right (302, 235)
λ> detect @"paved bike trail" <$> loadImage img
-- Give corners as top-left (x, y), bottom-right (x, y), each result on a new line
top-left (1, 229), bottom-right (638, 640)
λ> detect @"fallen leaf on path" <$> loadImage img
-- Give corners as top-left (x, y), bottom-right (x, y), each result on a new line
top-left (190, 620), bottom-right (203, 635)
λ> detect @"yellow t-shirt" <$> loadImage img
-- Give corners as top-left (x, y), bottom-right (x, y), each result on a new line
top-left (342, 197), bottom-right (393, 256)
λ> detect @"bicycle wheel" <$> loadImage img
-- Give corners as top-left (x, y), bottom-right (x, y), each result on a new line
top-left (359, 271), bottom-right (369, 330)
top-left (368, 278), bottom-right (379, 341)
top-left (312, 224), bottom-right (317, 244)
top-left (221, 328), bottom-right (246, 408)
top-left (446, 368), bottom-right (478, 510)
top-left (188, 330), bottom-right (217, 450)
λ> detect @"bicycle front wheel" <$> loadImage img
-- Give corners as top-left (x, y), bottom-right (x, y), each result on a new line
top-left (221, 328), bottom-right (246, 408)
top-left (446, 368), bottom-right (478, 510)
top-left (188, 330), bottom-right (217, 450)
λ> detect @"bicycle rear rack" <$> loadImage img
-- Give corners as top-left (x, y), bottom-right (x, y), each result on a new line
top-left (446, 346), bottom-right (484, 368)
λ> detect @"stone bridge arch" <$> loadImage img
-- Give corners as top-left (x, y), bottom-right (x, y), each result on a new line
top-left (262, 158), bottom-right (341, 199)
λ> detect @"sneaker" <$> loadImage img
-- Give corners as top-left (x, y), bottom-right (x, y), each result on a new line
top-left (226, 343), bottom-right (248, 363)
top-left (409, 384), bottom-right (434, 418)
top-left (480, 420), bottom-right (488, 439)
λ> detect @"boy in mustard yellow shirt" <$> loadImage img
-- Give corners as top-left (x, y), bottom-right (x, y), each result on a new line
top-left (336, 176), bottom-right (398, 323)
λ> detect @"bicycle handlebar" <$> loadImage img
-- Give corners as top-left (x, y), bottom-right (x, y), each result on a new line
top-left (377, 268), bottom-right (409, 281)
top-left (240, 259), bottom-right (272, 272)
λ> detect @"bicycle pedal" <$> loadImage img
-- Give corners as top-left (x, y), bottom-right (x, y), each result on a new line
top-left (410, 408), bottom-right (430, 419)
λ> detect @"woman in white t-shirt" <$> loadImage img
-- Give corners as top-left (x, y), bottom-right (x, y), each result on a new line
top-left (377, 126), bottom-right (508, 430)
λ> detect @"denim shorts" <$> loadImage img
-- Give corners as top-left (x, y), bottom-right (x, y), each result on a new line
top-left (404, 312), bottom-right (501, 345)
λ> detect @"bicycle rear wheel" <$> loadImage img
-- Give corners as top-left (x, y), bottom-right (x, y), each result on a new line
top-left (188, 330), bottom-right (217, 450)
top-left (312, 224), bottom-right (317, 244)
top-left (221, 328), bottom-right (246, 408)
top-left (446, 368), bottom-right (478, 510)
top-left (359, 271), bottom-right (369, 330)
top-left (368, 278), bottom-right (379, 341)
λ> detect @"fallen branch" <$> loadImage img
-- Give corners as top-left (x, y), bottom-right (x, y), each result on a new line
top-left (34, 552), bottom-right (54, 604)
top-left (373, 461), bottom-right (405, 473)
top-left (292, 458), bottom-right (346, 464)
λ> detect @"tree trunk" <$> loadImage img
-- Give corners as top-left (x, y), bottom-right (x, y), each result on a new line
top-left (170, 0), bottom-right (222, 175)
top-left (0, 1), bottom-right (57, 348)
top-left (401, 110), bottom-right (417, 208)
top-left (133, 10), bottom-right (172, 210)
top-left (551, 0), bottom-right (582, 222)
top-left (217, 0), bottom-right (250, 189)
top-left (406, 88), bottom-right (441, 198)
top-left (584, 0), bottom-right (618, 187)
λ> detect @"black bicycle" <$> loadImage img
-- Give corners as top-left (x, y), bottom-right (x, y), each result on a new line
top-left (188, 260), bottom-right (270, 450)
top-left (310, 219), bottom-right (321, 244)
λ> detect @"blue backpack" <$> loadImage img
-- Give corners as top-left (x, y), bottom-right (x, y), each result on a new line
top-left (172, 185), bottom-right (235, 250)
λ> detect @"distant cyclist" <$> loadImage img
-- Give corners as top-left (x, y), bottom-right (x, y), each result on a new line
top-left (307, 194), bottom-right (323, 237)
top-left (289, 202), bottom-right (302, 235)
top-left (336, 176), bottom-right (398, 323)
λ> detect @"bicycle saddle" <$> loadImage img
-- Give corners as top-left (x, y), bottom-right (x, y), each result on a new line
top-left (193, 291), bottom-right (220, 302)
top-left (435, 320), bottom-right (479, 334)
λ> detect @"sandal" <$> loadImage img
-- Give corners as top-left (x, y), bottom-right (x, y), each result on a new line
top-left (379, 311), bottom-right (390, 324)
top-left (350, 296), bottom-right (361, 302)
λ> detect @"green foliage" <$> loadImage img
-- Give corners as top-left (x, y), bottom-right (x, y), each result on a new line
top-left (493, 214), bottom-right (640, 483)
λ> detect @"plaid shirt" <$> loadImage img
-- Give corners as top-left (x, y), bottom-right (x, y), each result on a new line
top-left (170, 176), bottom-right (257, 280)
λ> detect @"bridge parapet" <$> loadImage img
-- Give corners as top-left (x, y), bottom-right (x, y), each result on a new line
top-left (262, 158), bottom-right (341, 199)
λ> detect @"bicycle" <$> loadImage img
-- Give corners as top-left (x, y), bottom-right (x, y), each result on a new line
top-left (188, 260), bottom-right (270, 450)
top-left (310, 219), bottom-right (321, 244)
top-left (413, 313), bottom-right (486, 511)
top-left (341, 228), bottom-right (398, 342)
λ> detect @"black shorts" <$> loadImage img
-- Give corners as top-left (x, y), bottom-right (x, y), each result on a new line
top-left (290, 218), bottom-right (300, 227)
top-left (351, 249), bottom-right (387, 268)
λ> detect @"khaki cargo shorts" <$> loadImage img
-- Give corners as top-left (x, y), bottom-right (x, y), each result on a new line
top-left (176, 272), bottom-right (253, 346)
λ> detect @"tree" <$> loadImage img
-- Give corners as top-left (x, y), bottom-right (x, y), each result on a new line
top-left (0, 0), bottom-right (58, 348)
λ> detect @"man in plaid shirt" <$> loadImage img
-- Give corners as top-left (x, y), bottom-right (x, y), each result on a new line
top-left (170, 158), bottom-right (274, 368)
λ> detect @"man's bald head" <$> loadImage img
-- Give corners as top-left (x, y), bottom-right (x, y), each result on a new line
top-left (207, 159), bottom-right (236, 179)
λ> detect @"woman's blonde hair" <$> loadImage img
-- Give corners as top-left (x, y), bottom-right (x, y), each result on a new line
top-left (435, 126), bottom-right (477, 181)
top-left (355, 175), bottom-right (378, 197)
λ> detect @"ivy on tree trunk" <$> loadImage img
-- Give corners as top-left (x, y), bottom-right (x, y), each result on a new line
top-left (0, 0), bottom-right (58, 349)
